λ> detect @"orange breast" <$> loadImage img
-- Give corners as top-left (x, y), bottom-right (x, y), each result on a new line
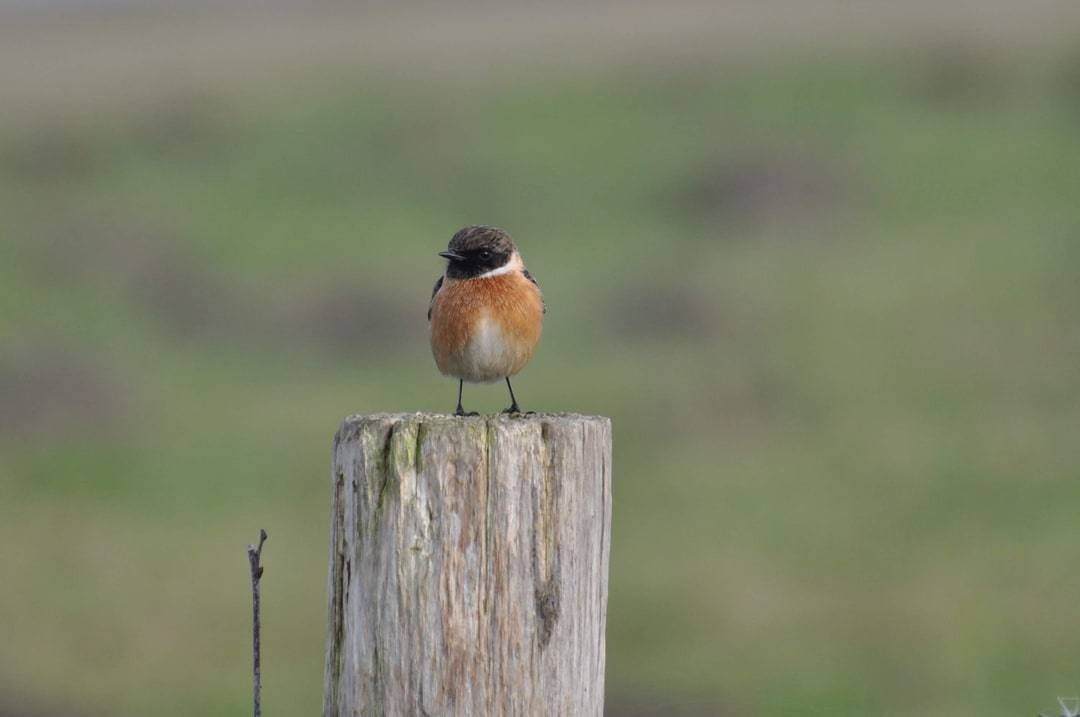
top-left (429, 272), bottom-right (544, 382)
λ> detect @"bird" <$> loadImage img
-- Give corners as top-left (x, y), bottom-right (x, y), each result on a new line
top-left (428, 225), bottom-right (545, 416)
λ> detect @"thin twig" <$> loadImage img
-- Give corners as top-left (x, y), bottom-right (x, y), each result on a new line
top-left (247, 529), bottom-right (268, 717)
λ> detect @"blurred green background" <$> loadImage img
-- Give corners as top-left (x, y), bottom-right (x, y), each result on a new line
top-left (2, 2), bottom-right (1080, 715)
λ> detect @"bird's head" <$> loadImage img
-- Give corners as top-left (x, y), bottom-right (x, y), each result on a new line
top-left (440, 225), bottom-right (519, 279)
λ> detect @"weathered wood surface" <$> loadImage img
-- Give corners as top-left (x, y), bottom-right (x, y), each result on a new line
top-left (323, 412), bottom-right (612, 717)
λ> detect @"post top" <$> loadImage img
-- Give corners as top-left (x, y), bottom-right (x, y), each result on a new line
top-left (333, 413), bottom-right (612, 454)
top-left (337, 412), bottom-right (610, 431)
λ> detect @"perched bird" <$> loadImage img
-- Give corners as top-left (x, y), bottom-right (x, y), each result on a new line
top-left (428, 225), bottom-right (545, 416)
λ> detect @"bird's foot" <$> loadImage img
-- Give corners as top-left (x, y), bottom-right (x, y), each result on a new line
top-left (454, 407), bottom-right (480, 417)
top-left (502, 404), bottom-right (535, 416)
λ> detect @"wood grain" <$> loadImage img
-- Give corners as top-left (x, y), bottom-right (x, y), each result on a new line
top-left (323, 413), bottom-right (612, 717)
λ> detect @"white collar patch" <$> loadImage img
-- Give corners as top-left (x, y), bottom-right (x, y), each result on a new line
top-left (476, 263), bottom-right (516, 279)
top-left (475, 251), bottom-right (524, 279)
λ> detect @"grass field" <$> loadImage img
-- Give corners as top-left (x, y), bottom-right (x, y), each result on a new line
top-left (2, 4), bottom-right (1080, 716)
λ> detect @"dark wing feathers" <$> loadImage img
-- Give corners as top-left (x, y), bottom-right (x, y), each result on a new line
top-left (522, 269), bottom-right (546, 314)
top-left (427, 275), bottom-right (444, 320)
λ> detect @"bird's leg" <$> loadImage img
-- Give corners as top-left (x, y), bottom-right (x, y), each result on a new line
top-left (454, 379), bottom-right (466, 415)
top-left (454, 379), bottom-right (479, 417)
top-left (502, 377), bottom-right (527, 415)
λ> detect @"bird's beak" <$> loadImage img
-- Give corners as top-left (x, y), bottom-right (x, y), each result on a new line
top-left (439, 250), bottom-right (465, 261)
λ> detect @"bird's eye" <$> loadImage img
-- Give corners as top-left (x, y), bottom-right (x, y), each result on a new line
top-left (480, 250), bottom-right (491, 259)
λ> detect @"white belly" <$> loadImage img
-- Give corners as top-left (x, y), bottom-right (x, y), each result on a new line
top-left (458, 316), bottom-right (514, 383)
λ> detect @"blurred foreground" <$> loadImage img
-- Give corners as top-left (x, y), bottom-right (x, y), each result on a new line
top-left (2, 3), bottom-right (1080, 716)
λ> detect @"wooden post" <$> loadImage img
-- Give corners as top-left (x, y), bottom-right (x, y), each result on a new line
top-left (323, 413), bottom-right (612, 717)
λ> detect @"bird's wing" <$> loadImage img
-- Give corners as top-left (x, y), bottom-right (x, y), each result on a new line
top-left (522, 269), bottom-right (546, 314)
top-left (427, 275), bottom-right (444, 320)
